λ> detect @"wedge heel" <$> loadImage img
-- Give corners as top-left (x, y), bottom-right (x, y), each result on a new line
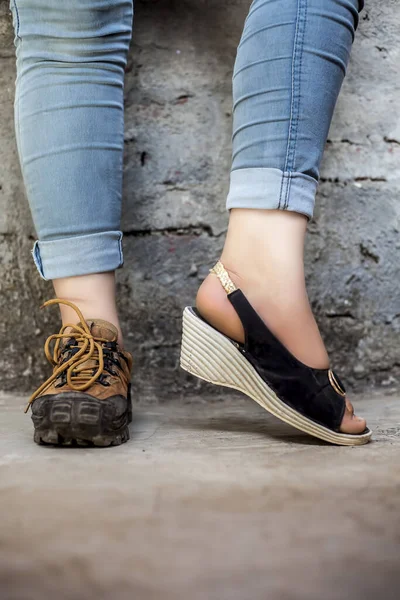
top-left (180, 306), bottom-right (371, 446)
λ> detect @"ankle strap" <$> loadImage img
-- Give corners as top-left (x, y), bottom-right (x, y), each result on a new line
top-left (210, 261), bottom-right (237, 294)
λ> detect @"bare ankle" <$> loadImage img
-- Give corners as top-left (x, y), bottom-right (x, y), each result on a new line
top-left (52, 272), bottom-right (124, 347)
top-left (197, 261), bottom-right (329, 370)
top-left (196, 207), bottom-right (330, 369)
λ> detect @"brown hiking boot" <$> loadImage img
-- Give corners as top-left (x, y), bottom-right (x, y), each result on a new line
top-left (26, 299), bottom-right (133, 447)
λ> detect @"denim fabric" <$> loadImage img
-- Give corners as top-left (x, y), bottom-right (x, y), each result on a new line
top-left (227, 0), bottom-right (363, 217)
top-left (9, 0), bottom-right (362, 279)
top-left (9, 0), bottom-right (133, 279)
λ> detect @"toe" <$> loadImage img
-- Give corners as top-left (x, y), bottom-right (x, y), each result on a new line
top-left (339, 397), bottom-right (367, 434)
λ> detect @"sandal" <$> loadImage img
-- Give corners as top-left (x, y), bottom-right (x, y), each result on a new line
top-left (180, 261), bottom-right (372, 446)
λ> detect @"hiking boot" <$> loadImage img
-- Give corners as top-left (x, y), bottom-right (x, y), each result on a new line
top-left (26, 299), bottom-right (133, 447)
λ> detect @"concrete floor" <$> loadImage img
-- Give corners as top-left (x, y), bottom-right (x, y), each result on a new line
top-left (0, 390), bottom-right (400, 600)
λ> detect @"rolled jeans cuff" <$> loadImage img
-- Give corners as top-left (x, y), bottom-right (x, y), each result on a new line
top-left (226, 168), bottom-right (318, 220)
top-left (32, 231), bottom-right (124, 280)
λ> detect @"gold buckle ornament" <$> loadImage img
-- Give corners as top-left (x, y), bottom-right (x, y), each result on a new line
top-left (328, 369), bottom-right (346, 397)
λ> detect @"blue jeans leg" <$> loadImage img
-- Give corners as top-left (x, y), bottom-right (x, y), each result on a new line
top-left (227, 0), bottom-right (363, 219)
top-left (9, 0), bottom-right (133, 280)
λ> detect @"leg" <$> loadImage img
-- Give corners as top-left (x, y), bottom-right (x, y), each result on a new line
top-left (11, 0), bottom-right (133, 345)
top-left (10, 0), bottom-right (134, 445)
top-left (196, 0), bottom-right (366, 435)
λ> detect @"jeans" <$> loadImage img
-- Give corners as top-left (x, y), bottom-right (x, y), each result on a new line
top-left (9, 0), bottom-right (363, 280)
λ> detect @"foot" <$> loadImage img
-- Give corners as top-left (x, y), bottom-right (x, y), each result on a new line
top-left (27, 299), bottom-right (133, 447)
top-left (196, 263), bottom-right (366, 436)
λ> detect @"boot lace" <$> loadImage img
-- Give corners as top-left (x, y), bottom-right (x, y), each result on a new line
top-left (25, 298), bottom-right (120, 413)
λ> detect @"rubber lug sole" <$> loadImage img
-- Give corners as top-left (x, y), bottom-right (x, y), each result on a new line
top-left (31, 393), bottom-right (131, 447)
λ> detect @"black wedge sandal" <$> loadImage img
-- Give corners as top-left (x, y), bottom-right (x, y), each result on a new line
top-left (180, 261), bottom-right (372, 446)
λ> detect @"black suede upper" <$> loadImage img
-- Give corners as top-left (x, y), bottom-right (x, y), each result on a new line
top-left (227, 289), bottom-right (347, 432)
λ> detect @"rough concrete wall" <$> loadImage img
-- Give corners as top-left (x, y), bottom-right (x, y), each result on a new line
top-left (0, 0), bottom-right (399, 398)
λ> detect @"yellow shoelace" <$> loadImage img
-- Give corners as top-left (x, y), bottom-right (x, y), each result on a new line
top-left (25, 298), bottom-right (113, 413)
